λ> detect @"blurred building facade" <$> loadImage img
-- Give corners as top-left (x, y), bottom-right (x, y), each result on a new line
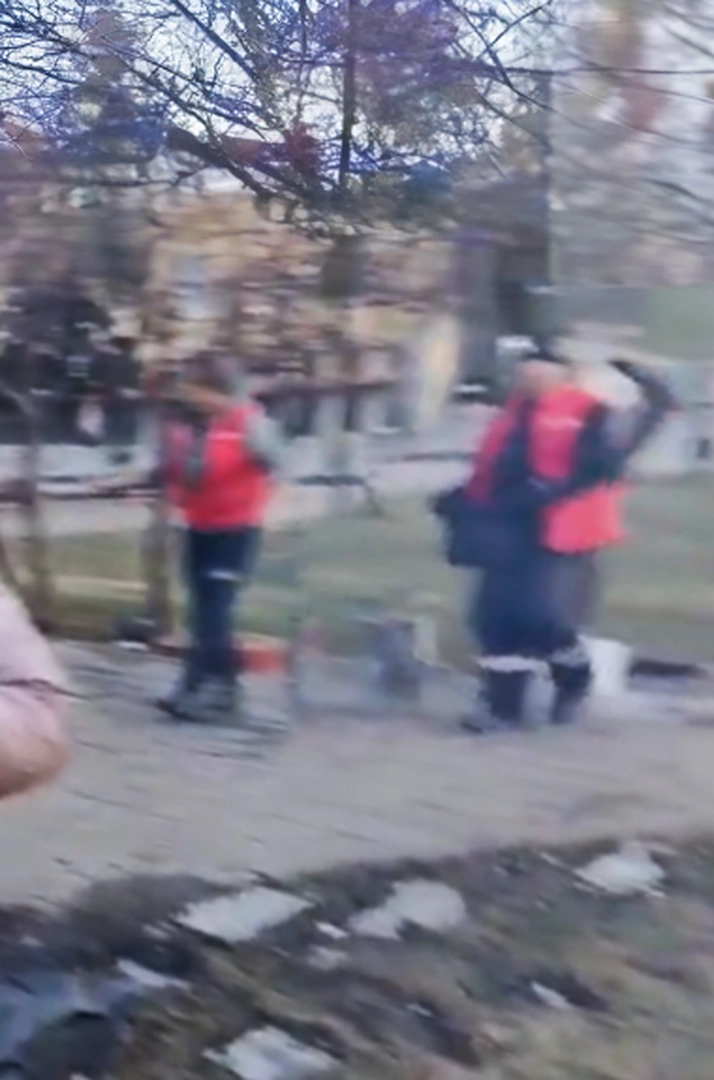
top-left (0, 111), bottom-right (550, 400)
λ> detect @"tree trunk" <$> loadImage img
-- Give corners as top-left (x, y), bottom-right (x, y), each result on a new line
top-left (141, 401), bottom-right (174, 638)
top-left (142, 489), bottom-right (174, 638)
top-left (20, 392), bottom-right (55, 627)
top-left (338, 0), bottom-right (358, 193)
top-left (453, 228), bottom-right (499, 385)
top-left (0, 372), bottom-right (55, 626)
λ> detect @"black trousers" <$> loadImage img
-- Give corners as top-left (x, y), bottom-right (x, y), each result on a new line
top-left (183, 527), bottom-right (261, 684)
top-left (470, 550), bottom-right (597, 666)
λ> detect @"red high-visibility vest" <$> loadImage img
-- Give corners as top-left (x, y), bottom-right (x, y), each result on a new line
top-left (469, 385), bottom-right (624, 554)
top-left (166, 404), bottom-right (274, 529)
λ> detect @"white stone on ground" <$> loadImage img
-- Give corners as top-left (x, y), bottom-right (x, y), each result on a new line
top-left (205, 1026), bottom-right (337, 1080)
top-left (530, 981), bottom-right (572, 1011)
top-left (307, 946), bottom-right (347, 972)
top-left (575, 841), bottom-right (665, 896)
top-left (116, 959), bottom-right (188, 992)
top-left (315, 922), bottom-right (348, 941)
top-left (348, 880), bottom-right (466, 939)
top-left (177, 887), bottom-right (311, 943)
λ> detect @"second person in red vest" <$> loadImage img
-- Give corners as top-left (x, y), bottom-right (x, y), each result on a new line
top-left (445, 345), bottom-right (674, 733)
top-left (159, 351), bottom-right (282, 724)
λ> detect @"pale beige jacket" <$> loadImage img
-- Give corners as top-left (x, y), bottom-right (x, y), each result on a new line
top-left (0, 586), bottom-right (69, 798)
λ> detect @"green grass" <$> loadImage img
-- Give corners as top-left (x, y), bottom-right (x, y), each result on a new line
top-left (30, 474), bottom-right (714, 661)
top-left (642, 286), bottom-right (714, 363)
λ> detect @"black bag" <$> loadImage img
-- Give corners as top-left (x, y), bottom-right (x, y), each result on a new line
top-left (430, 485), bottom-right (526, 569)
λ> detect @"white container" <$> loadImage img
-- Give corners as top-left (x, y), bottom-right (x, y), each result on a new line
top-left (584, 636), bottom-right (632, 700)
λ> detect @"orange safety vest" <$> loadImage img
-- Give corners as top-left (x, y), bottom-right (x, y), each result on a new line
top-left (469, 385), bottom-right (624, 554)
top-left (166, 404), bottom-right (274, 530)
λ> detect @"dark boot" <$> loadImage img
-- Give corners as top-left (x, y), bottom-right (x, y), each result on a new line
top-left (461, 667), bottom-right (531, 734)
top-left (155, 657), bottom-right (203, 719)
top-left (177, 678), bottom-right (244, 726)
top-left (550, 658), bottom-right (592, 726)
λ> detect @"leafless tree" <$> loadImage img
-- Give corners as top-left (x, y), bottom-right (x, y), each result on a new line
top-left (0, 0), bottom-right (553, 627)
top-left (0, 0), bottom-right (552, 213)
top-left (549, 0), bottom-right (714, 286)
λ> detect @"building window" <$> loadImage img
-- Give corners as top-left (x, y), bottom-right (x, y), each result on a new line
top-left (173, 254), bottom-right (211, 319)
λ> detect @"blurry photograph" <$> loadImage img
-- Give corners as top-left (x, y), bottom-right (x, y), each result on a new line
top-left (0, 0), bottom-right (712, 1076)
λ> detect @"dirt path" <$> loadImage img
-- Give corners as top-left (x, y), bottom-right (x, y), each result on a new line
top-left (1, 642), bottom-right (713, 910)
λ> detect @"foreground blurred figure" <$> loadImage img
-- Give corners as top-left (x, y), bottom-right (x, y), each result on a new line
top-left (0, 585), bottom-right (69, 798)
top-left (434, 347), bottom-right (675, 732)
top-left (158, 352), bottom-right (282, 725)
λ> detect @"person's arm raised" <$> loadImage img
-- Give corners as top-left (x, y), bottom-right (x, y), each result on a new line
top-left (609, 358), bottom-right (678, 462)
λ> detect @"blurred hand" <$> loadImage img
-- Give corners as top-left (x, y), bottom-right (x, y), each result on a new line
top-left (609, 357), bottom-right (677, 409)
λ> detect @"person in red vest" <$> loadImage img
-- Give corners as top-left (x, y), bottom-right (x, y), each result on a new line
top-left (434, 345), bottom-right (675, 732)
top-left (158, 351), bottom-right (282, 724)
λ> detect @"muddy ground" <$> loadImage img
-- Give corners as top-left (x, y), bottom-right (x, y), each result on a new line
top-left (6, 836), bottom-right (714, 1080)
